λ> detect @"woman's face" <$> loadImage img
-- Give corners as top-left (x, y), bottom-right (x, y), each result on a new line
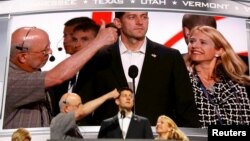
top-left (23, 138), bottom-right (31, 141)
top-left (188, 30), bottom-right (218, 64)
top-left (155, 117), bottom-right (171, 134)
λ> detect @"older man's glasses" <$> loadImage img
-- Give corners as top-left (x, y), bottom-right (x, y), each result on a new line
top-left (16, 45), bottom-right (51, 55)
top-left (29, 46), bottom-right (51, 55)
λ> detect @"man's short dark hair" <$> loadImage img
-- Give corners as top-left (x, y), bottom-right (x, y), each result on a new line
top-left (118, 87), bottom-right (133, 95)
top-left (117, 87), bottom-right (133, 98)
top-left (115, 12), bottom-right (125, 19)
top-left (182, 14), bottom-right (217, 30)
top-left (73, 22), bottom-right (100, 36)
top-left (64, 17), bottom-right (95, 26)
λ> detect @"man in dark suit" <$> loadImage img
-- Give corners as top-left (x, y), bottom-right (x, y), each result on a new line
top-left (78, 12), bottom-right (200, 127)
top-left (98, 87), bottom-right (153, 139)
top-left (50, 17), bottom-right (99, 116)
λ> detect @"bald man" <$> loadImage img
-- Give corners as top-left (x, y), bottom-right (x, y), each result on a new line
top-left (4, 22), bottom-right (118, 129)
top-left (50, 89), bottom-right (119, 140)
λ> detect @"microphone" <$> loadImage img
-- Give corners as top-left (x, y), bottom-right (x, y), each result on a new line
top-left (128, 65), bottom-right (138, 114)
top-left (58, 47), bottom-right (63, 51)
top-left (56, 37), bottom-right (63, 51)
top-left (120, 109), bottom-right (126, 119)
top-left (128, 65), bottom-right (138, 79)
top-left (49, 55), bottom-right (55, 62)
top-left (49, 37), bottom-right (63, 62)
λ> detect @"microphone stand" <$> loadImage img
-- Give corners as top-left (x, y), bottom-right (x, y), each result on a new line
top-left (128, 65), bottom-right (138, 114)
top-left (132, 78), bottom-right (136, 114)
top-left (120, 110), bottom-right (125, 139)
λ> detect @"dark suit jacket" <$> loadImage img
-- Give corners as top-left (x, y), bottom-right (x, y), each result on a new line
top-left (78, 38), bottom-right (200, 127)
top-left (98, 114), bottom-right (154, 139)
top-left (49, 80), bottom-right (70, 117)
top-left (49, 63), bottom-right (94, 117)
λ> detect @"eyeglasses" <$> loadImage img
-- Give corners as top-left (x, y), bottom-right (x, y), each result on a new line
top-left (17, 45), bottom-right (51, 56)
top-left (28, 45), bottom-right (51, 56)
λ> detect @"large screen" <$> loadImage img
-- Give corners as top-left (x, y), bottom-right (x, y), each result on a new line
top-left (8, 12), bottom-right (248, 71)
top-left (0, 0), bottom-right (250, 141)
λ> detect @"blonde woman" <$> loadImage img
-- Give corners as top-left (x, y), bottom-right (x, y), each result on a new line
top-left (11, 128), bottom-right (31, 141)
top-left (185, 25), bottom-right (250, 128)
top-left (155, 115), bottom-right (189, 141)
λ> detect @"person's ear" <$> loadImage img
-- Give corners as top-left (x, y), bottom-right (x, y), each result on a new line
top-left (215, 47), bottom-right (225, 57)
top-left (64, 105), bottom-right (70, 113)
top-left (183, 27), bottom-right (191, 44)
top-left (113, 18), bottom-right (122, 29)
top-left (183, 27), bottom-right (190, 37)
top-left (167, 126), bottom-right (173, 132)
top-left (115, 98), bottom-right (120, 106)
top-left (17, 53), bottom-right (28, 63)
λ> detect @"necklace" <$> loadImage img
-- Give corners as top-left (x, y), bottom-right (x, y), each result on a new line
top-left (198, 75), bottom-right (215, 90)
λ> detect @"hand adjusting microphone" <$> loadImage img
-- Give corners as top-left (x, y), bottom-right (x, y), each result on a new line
top-left (128, 65), bottom-right (138, 114)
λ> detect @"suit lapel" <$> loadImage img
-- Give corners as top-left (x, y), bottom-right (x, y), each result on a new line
top-left (126, 114), bottom-right (139, 138)
top-left (137, 39), bottom-right (159, 94)
top-left (110, 42), bottom-right (128, 87)
top-left (108, 39), bottom-right (159, 93)
top-left (113, 115), bottom-right (123, 138)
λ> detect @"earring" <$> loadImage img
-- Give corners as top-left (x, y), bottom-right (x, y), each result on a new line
top-left (215, 54), bottom-right (220, 58)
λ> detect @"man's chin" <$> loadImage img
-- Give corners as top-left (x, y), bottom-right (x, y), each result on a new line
top-left (135, 36), bottom-right (145, 41)
top-left (133, 34), bottom-right (145, 39)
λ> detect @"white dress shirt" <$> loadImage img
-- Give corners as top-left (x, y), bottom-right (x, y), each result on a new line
top-left (119, 37), bottom-right (146, 93)
top-left (118, 111), bottom-right (133, 139)
top-left (67, 71), bottom-right (79, 93)
top-left (65, 54), bottom-right (79, 93)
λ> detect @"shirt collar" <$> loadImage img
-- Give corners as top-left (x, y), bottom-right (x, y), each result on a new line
top-left (118, 111), bottom-right (133, 119)
top-left (119, 36), bottom-right (147, 55)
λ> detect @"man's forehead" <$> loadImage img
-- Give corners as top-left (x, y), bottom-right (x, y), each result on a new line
top-left (120, 90), bottom-right (132, 95)
top-left (124, 12), bottom-right (148, 15)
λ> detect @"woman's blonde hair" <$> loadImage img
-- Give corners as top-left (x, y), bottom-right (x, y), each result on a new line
top-left (156, 115), bottom-right (189, 141)
top-left (11, 128), bottom-right (31, 141)
top-left (185, 25), bottom-right (250, 85)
